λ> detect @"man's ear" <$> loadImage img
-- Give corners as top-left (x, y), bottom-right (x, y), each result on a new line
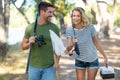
top-left (40, 10), bottom-right (45, 15)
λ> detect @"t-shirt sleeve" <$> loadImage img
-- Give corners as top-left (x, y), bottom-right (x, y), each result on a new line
top-left (52, 24), bottom-right (60, 36)
top-left (66, 27), bottom-right (73, 39)
top-left (24, 24), bottom-right (34, 39)
top-left (55, 27), bottom-right (60, 36)
top-left (24, 27), bottom-right (30, 39)
top-left (91, 25), bottom-right (97, 37)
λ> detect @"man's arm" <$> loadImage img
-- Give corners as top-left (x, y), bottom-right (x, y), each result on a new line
top-left (21, 38), bottom-right (30, 50)
top-left (21, 36), bottom-right (36, 50)
top-left (54, 54), bottom-right (61, 70)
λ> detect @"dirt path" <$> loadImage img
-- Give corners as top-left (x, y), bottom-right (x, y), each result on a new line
top-left (0, 34), bottom-right (120, 80)
top-left (58, 34), bottom-right (120, 80)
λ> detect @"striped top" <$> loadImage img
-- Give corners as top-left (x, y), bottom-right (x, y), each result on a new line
top-left (66, 24), bottom-right (98, 62)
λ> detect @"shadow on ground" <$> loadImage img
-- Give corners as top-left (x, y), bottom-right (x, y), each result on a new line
top-left (0, 34), bottom-right (120, 80)
top-left (0, 73), bottom-right (27, 80)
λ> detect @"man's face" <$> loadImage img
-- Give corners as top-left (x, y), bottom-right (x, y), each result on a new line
top-left (43, 7), bottom-right (54, 21)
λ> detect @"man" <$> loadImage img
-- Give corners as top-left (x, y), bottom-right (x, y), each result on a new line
top-left (21, 2), bottom-right (60, 80)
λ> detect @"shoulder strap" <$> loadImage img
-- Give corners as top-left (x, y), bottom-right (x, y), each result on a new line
top-left (72, 27), bottom-right (80, 55)
top-left (72, 27), bottom-right (76, 38)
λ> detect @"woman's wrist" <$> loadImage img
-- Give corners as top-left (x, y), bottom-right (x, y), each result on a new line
top-left (66, 45), bottom-right (74, 51)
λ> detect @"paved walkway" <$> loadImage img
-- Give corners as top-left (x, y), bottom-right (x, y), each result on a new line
top-left (57, 34), bottom-right (120, 80)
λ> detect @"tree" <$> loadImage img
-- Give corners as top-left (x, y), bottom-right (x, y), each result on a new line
top-left (10, 0), bottom-right (31, 24)
top-left (97, 1), bottom-right (110, 38)
top-left (97, 0), bottom-right (118, 38)
top-left (82, 0), bottom-right (118, 38)
top-left (109, 0), bottom-right (118, 33)
top-left (13, 0), bottom-right (74, 35)
top-left (42, 0), bottom-right (74, 34)
top-left (0, 0), bottom-right (10, 59)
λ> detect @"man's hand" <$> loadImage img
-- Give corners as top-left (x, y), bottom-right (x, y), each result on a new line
top-left (29, 36), bottom-right (37, 44)
top-left (54, 63), bottom-right (60, 70)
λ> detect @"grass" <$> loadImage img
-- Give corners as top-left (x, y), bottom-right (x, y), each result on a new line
top-left (0, 42), bottom-right (28, 80)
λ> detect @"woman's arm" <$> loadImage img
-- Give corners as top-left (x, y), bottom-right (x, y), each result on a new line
top-left (66, 38), bottom-right (77, 51)
top-left (53, 54), bottom-right (61, 70)
top-left (93, 36), bottom-right (108, 66)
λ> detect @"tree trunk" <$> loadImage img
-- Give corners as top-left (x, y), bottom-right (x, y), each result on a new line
top-left (109, 0), bottom-right (118, 35)
top-left (97, 1), bottom-right (110, 38)
top-left (11, 0), bottom-right (30, 24)
top-left (0, 0), bottom-right (9, 59)
top-left (59, 17), bottom-right (65, 35)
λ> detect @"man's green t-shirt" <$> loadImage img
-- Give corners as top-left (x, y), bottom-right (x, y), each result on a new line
top-left (24, 21), bottom-right (59, 68)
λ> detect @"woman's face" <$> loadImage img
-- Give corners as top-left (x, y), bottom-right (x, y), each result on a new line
top-left (72, 10), bottom-right (82, 26)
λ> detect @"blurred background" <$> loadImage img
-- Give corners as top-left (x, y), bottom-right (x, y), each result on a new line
top-left (0, 0), bottom-right (120, 80)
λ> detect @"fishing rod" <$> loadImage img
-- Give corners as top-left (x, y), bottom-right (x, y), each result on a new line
top-left (26, 14), bottom-right (38, 74)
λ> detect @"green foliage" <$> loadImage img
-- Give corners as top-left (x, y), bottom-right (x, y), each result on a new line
top-left (0, 73), bottom-right (10, 80)
top-left (41, 0), bottom-right (75, 18)
top-left (10, 0), bottom-right (120, 28)
top-left (85, 3), bottom-right (98, 24)
top-left (108, 3), bottom-right (120, 27)
top-left (86, 10), bottom-right (96, 24)
top-left (114, 4), bottom-right (120, 27)
top-left (114, 19), bottom-right (120, 27)
top-left (108, 4), bottom-right (114, 14)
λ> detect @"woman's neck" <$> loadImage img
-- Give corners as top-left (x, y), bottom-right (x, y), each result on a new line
top-left (75, 24), bottom-right (83, 29)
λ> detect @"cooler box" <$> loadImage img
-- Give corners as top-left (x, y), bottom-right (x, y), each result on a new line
top-left (100, 66), bottom-right (115, 79)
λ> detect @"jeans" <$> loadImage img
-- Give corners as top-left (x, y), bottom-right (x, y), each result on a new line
top-left (28, 66), bottom-right (55, 80)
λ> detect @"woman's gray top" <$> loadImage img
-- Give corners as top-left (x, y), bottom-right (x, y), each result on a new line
top-left (66, 24), bottom-right (98, 62)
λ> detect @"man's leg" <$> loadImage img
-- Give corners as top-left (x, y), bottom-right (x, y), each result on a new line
top-left (28, 66), bottom-right (41, 80)
top-left (41, 66), bottom-right (55, 80)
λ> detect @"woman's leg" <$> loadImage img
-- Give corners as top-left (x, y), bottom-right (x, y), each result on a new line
top-left (87, 59), bottom-right (99, 80)
top-left (76, 69), bottom-right (86, 80)
top-left (87, 68), bottom-right (98, 80)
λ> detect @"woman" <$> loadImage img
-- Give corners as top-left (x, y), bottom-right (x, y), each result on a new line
top-left (66, 7), bottom-right (108, 80)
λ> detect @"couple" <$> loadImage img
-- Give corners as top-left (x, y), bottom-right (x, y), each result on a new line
top-left (21, 1), bottom-right (108, 80)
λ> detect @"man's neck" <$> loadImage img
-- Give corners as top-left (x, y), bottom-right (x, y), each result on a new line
top-left (37, 17), bottom-right (47, 25)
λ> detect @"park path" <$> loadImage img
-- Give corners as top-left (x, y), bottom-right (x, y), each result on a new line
top-left (0, 34), bottom-right (120, 80)
top-left (57, 34), bottom-right (120, 80)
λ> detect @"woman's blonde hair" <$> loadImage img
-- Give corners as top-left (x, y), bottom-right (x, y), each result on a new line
top-left (71, 7), bottom-right (91, 28)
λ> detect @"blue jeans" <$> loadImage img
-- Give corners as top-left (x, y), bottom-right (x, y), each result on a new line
top-left (28, 66), bottom-right (55, 80)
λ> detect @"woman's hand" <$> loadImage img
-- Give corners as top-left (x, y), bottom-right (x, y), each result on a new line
top-left (66, 45), bottom-right (74, 52)
top-left (66, 37), bottom-right (78, 52)
top-left (72, 37), bottom-right (78, 43)
top-left (104, 57), bottom-right (108, 67)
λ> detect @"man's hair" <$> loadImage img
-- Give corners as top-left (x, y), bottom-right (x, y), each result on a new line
top-left (38, 2), bottom-right (54, 15)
